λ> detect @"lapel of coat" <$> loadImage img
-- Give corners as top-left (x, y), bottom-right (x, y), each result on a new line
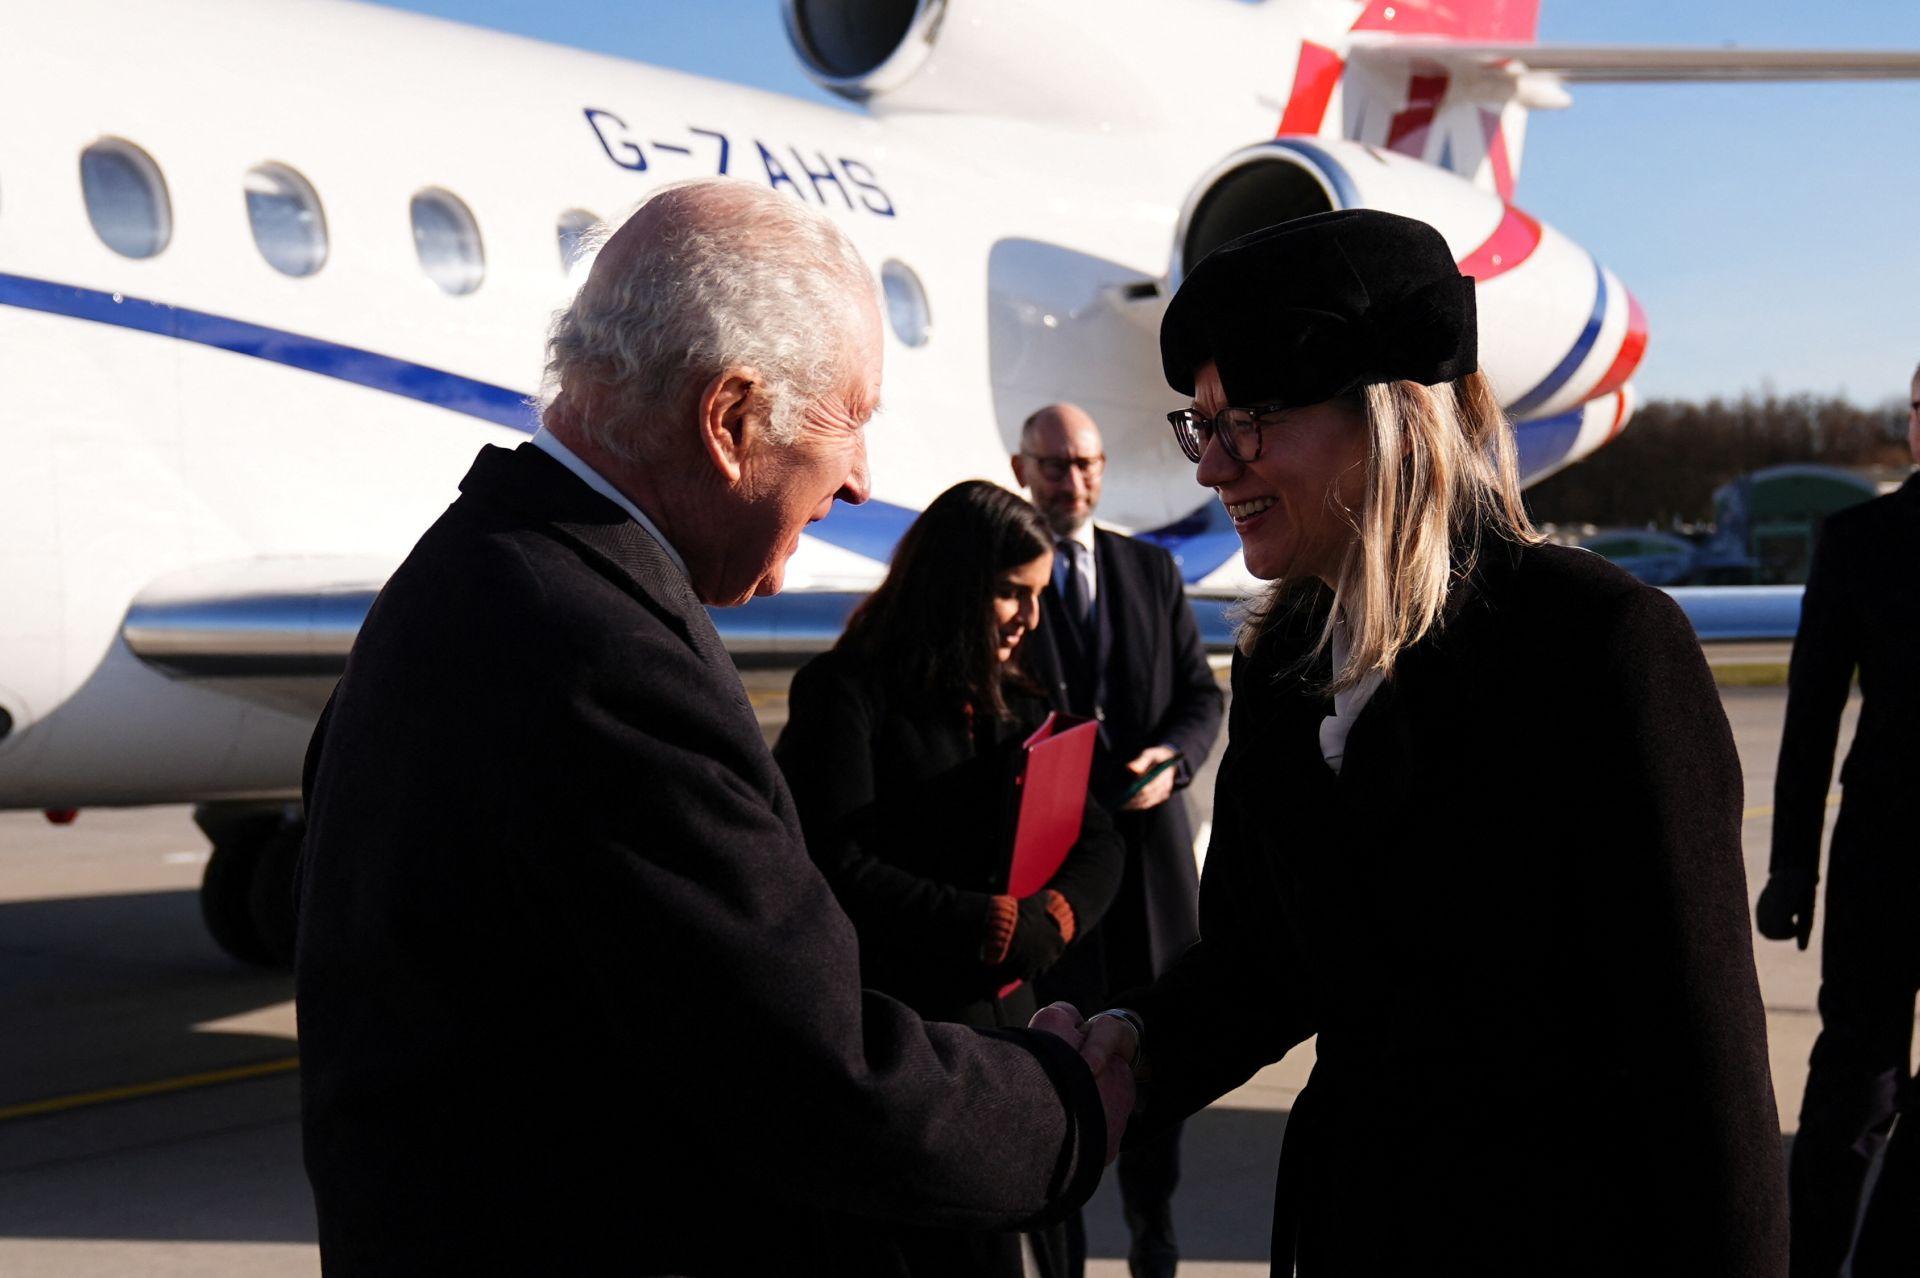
top-left (1092, 529), bottom-right (1145, 710)
top-left (460, 443), bottom-right (735, 677)
top-left (1026, 595), bottom-right (1073, 715)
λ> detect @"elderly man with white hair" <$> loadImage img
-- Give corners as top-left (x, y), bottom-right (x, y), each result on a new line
top-left (295, 179), bottom-right (1127, 1276)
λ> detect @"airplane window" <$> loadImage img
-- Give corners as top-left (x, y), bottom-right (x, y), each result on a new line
top-left (81, 139), bottom-right (172, 259)
top-left (881, 259), bottom-right (930, 348)
top-left (410, 188), bottom-right (484, 296)
top-left (557, 209), bottom-right (601, 271)
top-left (246, 163), bottom-right (328, 277)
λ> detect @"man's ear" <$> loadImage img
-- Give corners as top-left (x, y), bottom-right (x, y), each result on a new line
top-left (697, 368), bottom-right (760, 484)
top-left (1009, 452), bottom-right (1028, 489)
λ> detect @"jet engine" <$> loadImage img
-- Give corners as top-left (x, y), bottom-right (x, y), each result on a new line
top-left (1171, 137), bottom-right (1647, 482)
top-left (779, 0), bottom-right (1191, 127)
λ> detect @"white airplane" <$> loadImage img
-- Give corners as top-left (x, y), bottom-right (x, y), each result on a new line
top-left (3, 0), bottom-right (1916, 963)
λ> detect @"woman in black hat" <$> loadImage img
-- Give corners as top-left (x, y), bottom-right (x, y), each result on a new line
top-left (1051, 210), bottom-right (1787, 1276)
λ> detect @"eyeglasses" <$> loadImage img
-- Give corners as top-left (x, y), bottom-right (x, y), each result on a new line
top-left (1023, 452), bottom-right (1105, 482)
top-left (1165, 402), bottom-right (1290, 464)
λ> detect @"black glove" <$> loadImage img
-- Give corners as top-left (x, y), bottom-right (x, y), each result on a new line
top-left (1755, 872), bottom-right (1817, 951)
top-left (984, 893), bottom-right (1068, 981)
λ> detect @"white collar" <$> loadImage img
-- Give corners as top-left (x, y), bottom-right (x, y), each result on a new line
top-left (1061, 518), bottom-right (1097, 554)
top-left (530, 427), bottom-right (690, 583)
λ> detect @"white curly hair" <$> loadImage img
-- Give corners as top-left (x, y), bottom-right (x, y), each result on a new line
top-left (543, 178), bottom-right (877, 458)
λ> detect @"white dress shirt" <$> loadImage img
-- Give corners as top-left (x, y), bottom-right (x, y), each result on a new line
top-left (1318, 609), bottom-right (1384, 776)
top-left (530, 427), bottom-right (690, 583)
top-left (1059, 518), bottom-right (1098, 605)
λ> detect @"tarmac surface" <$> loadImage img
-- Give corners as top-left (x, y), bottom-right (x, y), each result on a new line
top-left (0, 677), bottom-right (1874, 1277)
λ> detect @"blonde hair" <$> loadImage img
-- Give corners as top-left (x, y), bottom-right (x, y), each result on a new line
top-left (1238, 370), bottom-right (1539, 690)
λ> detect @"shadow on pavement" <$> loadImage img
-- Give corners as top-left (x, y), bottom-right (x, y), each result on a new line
top-left (0, 888), bottom-right (315, 1245)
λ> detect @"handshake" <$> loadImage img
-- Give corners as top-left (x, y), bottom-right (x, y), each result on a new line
top-left (1031, 1001), bottom-right (1143, 1164)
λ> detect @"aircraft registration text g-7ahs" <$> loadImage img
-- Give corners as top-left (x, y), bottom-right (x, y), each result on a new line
top-left (584, 107), bottom-right (897, 217)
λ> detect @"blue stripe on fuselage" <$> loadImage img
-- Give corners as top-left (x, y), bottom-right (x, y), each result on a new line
top-left (1507, 255), bottom-right (1608, 419)
top-left (1511, 408), bottom-right (1586, 481)
top-left (0, 272), bottom-right (539, 432)
top-left (0, 270), bottom-right (1236, 582)
top-left (0, 271), bottom-right (937, 563)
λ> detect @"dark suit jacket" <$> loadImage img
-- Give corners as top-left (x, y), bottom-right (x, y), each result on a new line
top-left (1120, 541), bottom-right (1786, 1277)
top-left (1772, 475), bottom-right (1920, 952)
top-left (1026, 528), bottom-right (1224, 995)
top-left (774, 648), bottom-right (1123, 1027)
top-left (295, 444), bottom-right (1107, 1276)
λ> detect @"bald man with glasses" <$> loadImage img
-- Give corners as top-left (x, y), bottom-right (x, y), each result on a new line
top-left (1012, 403), bottom-right (1224, 1278)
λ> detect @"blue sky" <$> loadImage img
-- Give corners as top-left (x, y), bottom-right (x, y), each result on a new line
top-left (378, 0), bottom-right (1919, 405)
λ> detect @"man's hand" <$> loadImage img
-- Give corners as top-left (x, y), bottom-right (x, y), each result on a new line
top-left (1121, 746), bottom-right (1180, 812)
top-left (1031, 1002), bottom-right (1136, 1164)
top-left (1756, 872), bottom-right (1817, 950)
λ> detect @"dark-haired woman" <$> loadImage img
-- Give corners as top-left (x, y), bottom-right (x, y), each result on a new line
top-left (1060, 210), bottom-right (1788, 1276)
top-left (775, 479), bottom-right (1123, 1278)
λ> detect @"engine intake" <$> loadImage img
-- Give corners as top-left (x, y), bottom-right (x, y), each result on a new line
top-left (782, 0), bottom-right (945, 100)
top-left (1176, 158), bottom-right (1336, 284)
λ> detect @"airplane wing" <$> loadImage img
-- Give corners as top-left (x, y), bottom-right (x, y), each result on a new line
top-left (121, 558), bottom-right (388, 716)
top-left (122, 557), bottom-right (886, 699)
top-left (1351, 39), bottom-right (1920, 86)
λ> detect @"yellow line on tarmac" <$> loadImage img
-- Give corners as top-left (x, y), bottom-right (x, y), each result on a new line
top-left (0, 1056), bottom-right (299, 1123)
top-left (1742, 793), bottom-right (1841, 822)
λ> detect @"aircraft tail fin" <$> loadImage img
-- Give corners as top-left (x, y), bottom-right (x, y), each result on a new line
top-left (1277, 3), bottom-right (1543, 200)
top-left (1349, 0), bottom-right (1541, 42)
top-left (1274, 3), bottom-right (1543, 197)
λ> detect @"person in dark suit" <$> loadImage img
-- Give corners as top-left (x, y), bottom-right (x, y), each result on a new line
top-left (295, 179), bottom-right (1130, 1276)
top-left (1755, 364), bottom-right (1920, 1278)
top-left (1052, 210), bottom-right (1787, 1276)
top-left (775, 479), bottom-right (1126, 1277)
top-left (1011, 404), bottom-right (1223, 1278)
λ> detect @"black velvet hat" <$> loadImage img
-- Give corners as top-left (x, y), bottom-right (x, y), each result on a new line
top-left (1160, 208), bottom-right (1478, 406)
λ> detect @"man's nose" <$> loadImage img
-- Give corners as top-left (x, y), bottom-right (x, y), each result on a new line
top-left (1194, 428), bottom-right (1241, 487)
top-left (838, 439), bottom-right (871, 506)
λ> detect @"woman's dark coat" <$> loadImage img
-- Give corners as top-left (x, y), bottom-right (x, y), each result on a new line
top-left (1122, 540), bottom-right (1788, 1277)
top-left (775, 646), bottom-right (1124, 1028)
top-left (775, 647), bottom-right (1125, 1278)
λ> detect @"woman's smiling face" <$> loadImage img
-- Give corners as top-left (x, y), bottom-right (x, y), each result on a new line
top-left (991, 550), bottom-right (1053, 663)
top-left (1191, 361), bottom-right (1370, 584)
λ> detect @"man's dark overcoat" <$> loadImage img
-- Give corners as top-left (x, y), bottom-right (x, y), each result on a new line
top-left (295, 443), bottom-right (1108, 1276)
top-left (1773, 474), bottom-right (1920, 925)
top-left (1121, 540), bottom-right (1788, 1277)
top-left (1770, 473), bottom-right (1920, 1276)
top-left (1025, 529), bottom-right (1224, 999)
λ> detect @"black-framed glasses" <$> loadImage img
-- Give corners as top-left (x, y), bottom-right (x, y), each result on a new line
top-left (1023, 452), bottom-right (1106, 482)
top-left (1165, 402), bottom-right (1289, 464)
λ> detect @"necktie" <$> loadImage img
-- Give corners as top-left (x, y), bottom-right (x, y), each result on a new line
top-left (1058, 539), bottom-right (1093, 636)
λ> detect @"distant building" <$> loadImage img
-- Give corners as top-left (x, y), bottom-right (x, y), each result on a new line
top-left (1696, 464), bottom-right (1908, 585)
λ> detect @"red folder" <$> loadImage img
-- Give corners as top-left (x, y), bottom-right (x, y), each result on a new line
top-left (1006, 712), bottom-right (1099, 895)
top-left (998, 712), bottom-right (1098, 998)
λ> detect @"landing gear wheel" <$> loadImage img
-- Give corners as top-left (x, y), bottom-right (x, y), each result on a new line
top-left (194, 804), bottom-right (303, 969)
top-left (200, 839), bottom-right (278, 967)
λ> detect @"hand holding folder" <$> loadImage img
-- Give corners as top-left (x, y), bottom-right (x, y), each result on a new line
top-left (997, 712), bottom-right (1098, 997)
